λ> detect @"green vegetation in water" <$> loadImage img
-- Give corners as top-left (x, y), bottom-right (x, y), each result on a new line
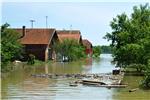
top-left (140, 60), bottom-right (150, 89)
top-left (104, 3), bottom-right (150, 89)
top-left (92, 45), bottom-right (101, 58)
top-left (53, 39), bottom-right (87, 61)
top-left (33, 60), bottom-right (52, 66)
top-left (1, 62), bottom-right (14, 73)
top-left (27, 54), bottom-right (52, 66)
top-left (1, 23), bottom-right (24, 72)
top-left (27, 54), bottom-right (35, 65)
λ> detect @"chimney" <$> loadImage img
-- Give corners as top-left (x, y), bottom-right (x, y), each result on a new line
top-left (22, 26), bottom-right (26, 38)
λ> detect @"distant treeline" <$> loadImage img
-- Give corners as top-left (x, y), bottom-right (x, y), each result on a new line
top-left (100, 45), bottom-right (112, 54)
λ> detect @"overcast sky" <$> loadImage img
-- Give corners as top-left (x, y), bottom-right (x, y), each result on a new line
top-left (1, 1), bottom-right (148, 45)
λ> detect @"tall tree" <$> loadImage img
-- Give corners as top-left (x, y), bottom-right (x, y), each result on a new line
top-left (104, 3), bottom-right (150, 68)
top-left (1, 23), bottom-right (23, 71)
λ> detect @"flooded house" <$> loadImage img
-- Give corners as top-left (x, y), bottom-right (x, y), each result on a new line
top-left (14, 26), bottom-right (58, 61)
top-left (57, 30), bottom-right (93, 57)
top-left (82, 39), bottom-right (93, 57)
top-left (56, 30), bottom-right (83, 61)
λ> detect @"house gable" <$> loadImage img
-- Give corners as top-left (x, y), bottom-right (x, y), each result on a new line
top-left (56, 30), bottom-right (82, 43)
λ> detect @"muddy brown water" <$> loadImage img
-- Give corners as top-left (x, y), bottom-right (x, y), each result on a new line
top-left (1, 54), bottom-right (150, 100)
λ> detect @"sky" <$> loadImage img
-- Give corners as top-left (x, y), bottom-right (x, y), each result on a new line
top-left (2, 0), bottom-right (150, 2)
top-left (1, 1), bottom-right (149, 45)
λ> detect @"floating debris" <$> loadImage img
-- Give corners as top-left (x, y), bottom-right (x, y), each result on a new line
top-left (31, 72), bottom-right (126, 88)
top-left (129, 88), bottom-right (139, 92)
top-left (31, 73), bottom-right (112, 79)
top-left (69, 82), bottom-right (78, 87)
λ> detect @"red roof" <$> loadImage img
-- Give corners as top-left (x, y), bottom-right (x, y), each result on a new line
top-left (15, 28), bottom-right (56, 44)
top-left (56, 30), bottom-right (81, 43)
top-left (82, 39), bottom-right (92, 48)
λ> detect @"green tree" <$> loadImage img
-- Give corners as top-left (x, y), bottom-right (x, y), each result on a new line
top-left (104, 3), bottom-right (150, 68)
top-left (104, 3), bottom-right (150, 88)
top-left (141, 59), bottom-right (150, 89)
top-left (1, 23), bottom-right (23, 72)
top-left (53, 39), bottom-right (86, 61)
top-left (101, 45), bottom-right (112, 54)
top-left (93, 46), bottom-right (101, 57)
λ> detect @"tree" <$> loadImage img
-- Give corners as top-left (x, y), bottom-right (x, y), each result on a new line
top-left (104, 3), bottom-right (150, 68)
top-left (53, 39), bottom-right (86, 61)
top-left (93, 46), bottom-right (101, 57)
top-left (1, 23), bottom-right (23, 72)
top-left (104, 3), bottom-right (150, 88)
top-left (141, 59), bottom-right (150, 89)
top-left (101, 45), bottom-right (112, 54)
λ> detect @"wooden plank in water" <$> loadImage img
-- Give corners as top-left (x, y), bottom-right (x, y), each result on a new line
top-left (82, 82), bottom-right (103, 85)
top-left (98, 84), bottom-right (127, 88)
top-left (83, 83), bottom-right (127, 88)
top-left (82, 79), bottom-right (106, 85)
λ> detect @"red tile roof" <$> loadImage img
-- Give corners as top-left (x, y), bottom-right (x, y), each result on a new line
top-left (82, 39), bottom-right (92, 48)
top-left (56, 30), bottom-right (81, 43)
top-left (15, 28), bottom-right (56, 44)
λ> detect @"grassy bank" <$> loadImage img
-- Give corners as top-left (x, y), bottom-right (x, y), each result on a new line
top-left (124, 68), bottom-right (145, 76)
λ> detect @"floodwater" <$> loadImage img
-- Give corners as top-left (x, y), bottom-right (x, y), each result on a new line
top-left (1, 54), bottom-right (150, 100)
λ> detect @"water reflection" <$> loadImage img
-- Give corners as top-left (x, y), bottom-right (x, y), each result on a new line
top-left (90, 54), bottom-right (115, 73)
top-left (45, 64), bottom-right (49, 74)
top-left (82, 58), bottom-right (92, 73)
top-left (48, 62), bottom-right (83, 74)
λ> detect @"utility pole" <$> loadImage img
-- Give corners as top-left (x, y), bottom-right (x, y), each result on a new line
top-left (30, 19), bottom-right (35, 28)
top-left (70, 25), bottom-right (72, 34)
top-left (46, 16), bottom-right (48, 28)
top-left (70, 25), bottom-right (72, 30)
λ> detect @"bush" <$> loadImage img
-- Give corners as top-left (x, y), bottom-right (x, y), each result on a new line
top-left (127, 64), bottom-right (146, 72)
top-left (141, 60), bottom-right (150, 89)
top-left (27, 54), bottom-right (35, 65)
